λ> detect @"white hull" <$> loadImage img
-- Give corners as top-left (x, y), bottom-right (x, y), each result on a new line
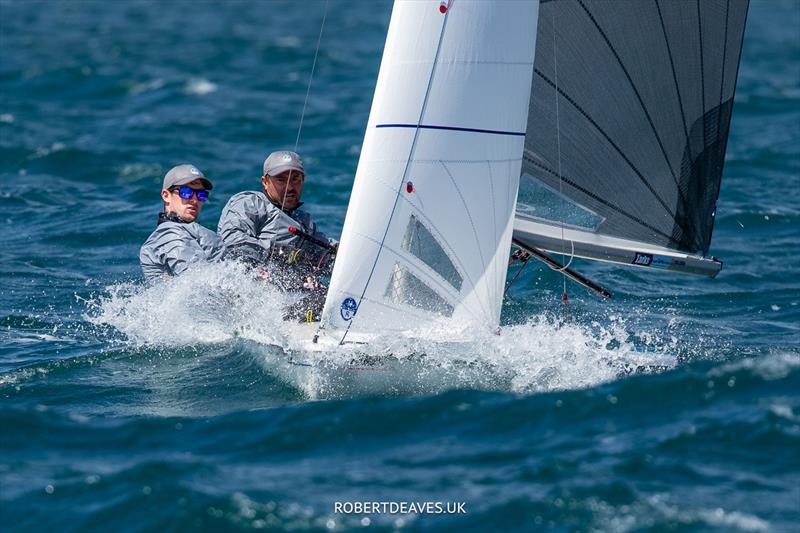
top-left (241, 325), bottom-right (516, 399)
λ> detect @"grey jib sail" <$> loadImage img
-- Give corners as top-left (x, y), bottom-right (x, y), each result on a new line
top-left (516, 0), bottom-right (749, 275)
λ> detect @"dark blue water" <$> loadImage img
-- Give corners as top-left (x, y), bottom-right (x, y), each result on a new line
top-left (1, 0), bottom-right (799, 531)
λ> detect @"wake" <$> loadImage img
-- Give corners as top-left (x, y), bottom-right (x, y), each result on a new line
top-left (87, 262), bottom-right (677, 399)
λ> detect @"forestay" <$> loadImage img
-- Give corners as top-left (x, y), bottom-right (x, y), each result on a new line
top-left (321, 0), bottom-right (540, 341)
top-left (515, 0), bottom-right (749, 277)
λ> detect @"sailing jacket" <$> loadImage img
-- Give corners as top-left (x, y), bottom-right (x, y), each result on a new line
top-left (139, 212), bottom-right (226, 284)
top-left (217, 190), bottom-right (335, 268)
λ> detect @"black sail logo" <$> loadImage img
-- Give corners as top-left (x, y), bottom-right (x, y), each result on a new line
top-left (633, 253), bottom-right (653, 266)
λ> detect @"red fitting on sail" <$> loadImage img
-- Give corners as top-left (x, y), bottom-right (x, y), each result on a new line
top-left (439, 1), bottom-right (449, 14)
top-left (288, 226), bottom-right (297, 234)
top-left (562, 292), bottom-right (569, 302)
top-left (406, 181), bottom-right (414, 193)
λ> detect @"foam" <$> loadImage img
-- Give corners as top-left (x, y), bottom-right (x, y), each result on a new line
top-left (88, 263), bottom-right (678, 398)
top-left (87, 262), bottom-right (288, 347)
top-left (707, 351), bottom-right (800, 381)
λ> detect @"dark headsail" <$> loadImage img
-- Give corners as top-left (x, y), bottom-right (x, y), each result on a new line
top-left (515, 0), bottom-right (749, 275)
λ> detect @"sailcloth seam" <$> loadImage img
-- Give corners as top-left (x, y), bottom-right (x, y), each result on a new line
top-left (439, 160), bottom-right (492, 322)
top-left (576, 0), bottom-right (697, 240)
top-left (524, 153), bottom-right (680, 245)
top-left (655, 0), bottom-right (692, 163)
top-left (533, 69), bottom-right (681, 243)
top-left (716, 1), bottom-right (730, 157)
top-left (487, 161), bottom-right (498, 313)
top-left (697, 0), bottom-right (707, 149)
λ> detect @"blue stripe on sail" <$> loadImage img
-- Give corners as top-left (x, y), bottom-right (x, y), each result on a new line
top-left (376, 123), bottom-right (526, 137)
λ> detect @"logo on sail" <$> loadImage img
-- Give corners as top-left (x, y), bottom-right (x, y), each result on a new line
top-left (632, 253), bottom-right (653, 266)
top-left (340, 297), bottom-right (358, 321)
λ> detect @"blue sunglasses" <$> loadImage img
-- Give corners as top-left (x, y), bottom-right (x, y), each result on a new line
top-left (170, 186), bottom-right (209, 202)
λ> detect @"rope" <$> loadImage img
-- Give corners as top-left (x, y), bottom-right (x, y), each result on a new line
top-left (280, 0), bottom-right (329, 212)
top-left (504, 251), bottom-right (531, 296)
top-left (550, 240), bottom-right (575, 272)
top-left (294, 0), bottom-right (328, 153)
top-left (552, 7), bottom-right (572, 314)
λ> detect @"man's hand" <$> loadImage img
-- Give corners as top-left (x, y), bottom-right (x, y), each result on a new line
top-left (255, 266), bottom-right (271, 280)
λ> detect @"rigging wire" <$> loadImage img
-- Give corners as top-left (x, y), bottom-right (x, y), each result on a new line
top-left (504, 250), bottom-right (531, 297)
top-left (280, 0), bottom-right (329, 212)
top-left (284, 1), bottom-right (329, 346)
top-left (552, 6), bottom-right (571, 320)
top-left (294, 0), bottom-right (328, 154)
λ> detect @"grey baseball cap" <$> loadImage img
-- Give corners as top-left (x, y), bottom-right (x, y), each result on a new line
top-left (162, 164), bottom-right (213, 190)
top-left (263, 150), bottom-right (304, 177)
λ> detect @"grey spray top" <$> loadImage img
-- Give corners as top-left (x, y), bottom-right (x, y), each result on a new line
top-left (217, 190), bottom-right (333, 265)
top-left (139, 214), bottom-right (226, 283)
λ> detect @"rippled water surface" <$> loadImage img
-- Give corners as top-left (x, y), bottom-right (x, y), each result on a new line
top-left (1, 0), bottom-right (799, 531)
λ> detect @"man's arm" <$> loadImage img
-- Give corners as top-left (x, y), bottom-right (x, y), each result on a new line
top-left (140, 225), bottom-right (208, 283)
top-left (217, 192), bottom-right (271, 264)
top-left (155, 226), bottom-right (209, 277)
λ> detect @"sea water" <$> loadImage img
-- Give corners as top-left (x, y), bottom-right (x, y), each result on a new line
top-left (1, 0), bottom-right (798, 531)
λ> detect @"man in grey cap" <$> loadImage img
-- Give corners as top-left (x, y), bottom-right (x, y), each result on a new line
top-left (218, 150), bottom-right (336, 320)
top-left (139, 164), bottom-right (225, 284)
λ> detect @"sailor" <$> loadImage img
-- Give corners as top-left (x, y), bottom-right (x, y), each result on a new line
top-left (217, 150), bottom-right (336, 320)
top-left (139, 164), bottom-right (225, 284)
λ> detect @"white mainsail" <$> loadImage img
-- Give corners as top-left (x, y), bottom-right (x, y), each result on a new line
top-left (321, 0), bottom-right (540, 341)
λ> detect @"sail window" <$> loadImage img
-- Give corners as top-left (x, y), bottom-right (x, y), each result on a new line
top-left (385, 264), bottom-right (454, 317)
top-left (516, 173), bottom-right (604, 231)
top-left (401, 215), bottom-right (463, 291)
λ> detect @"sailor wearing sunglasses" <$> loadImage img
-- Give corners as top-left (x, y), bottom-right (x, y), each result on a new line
top-left (139, 164), bottom-right (226, 283)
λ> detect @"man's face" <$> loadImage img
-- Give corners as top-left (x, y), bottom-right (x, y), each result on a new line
top-left (160, 178), bottom-right (207, 222)
top-left (262, 170), bottom-right (305, 210)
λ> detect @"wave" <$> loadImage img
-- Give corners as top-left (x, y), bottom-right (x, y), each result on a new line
top-left (82, 262), bottom-right (692, 401)
top-left (2, 349), bottom-right (797, 530)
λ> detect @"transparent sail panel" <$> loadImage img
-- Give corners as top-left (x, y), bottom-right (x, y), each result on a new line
top-left (385, 264), bottom-right (454, 317)
top-left (402, 215), bottom-right (463, 291)
top-left (517, 173), bottom-right (603, 231)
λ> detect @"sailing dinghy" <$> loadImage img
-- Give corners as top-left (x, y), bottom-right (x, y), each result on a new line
top-left (291, 0), bottom-right (749, 360)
